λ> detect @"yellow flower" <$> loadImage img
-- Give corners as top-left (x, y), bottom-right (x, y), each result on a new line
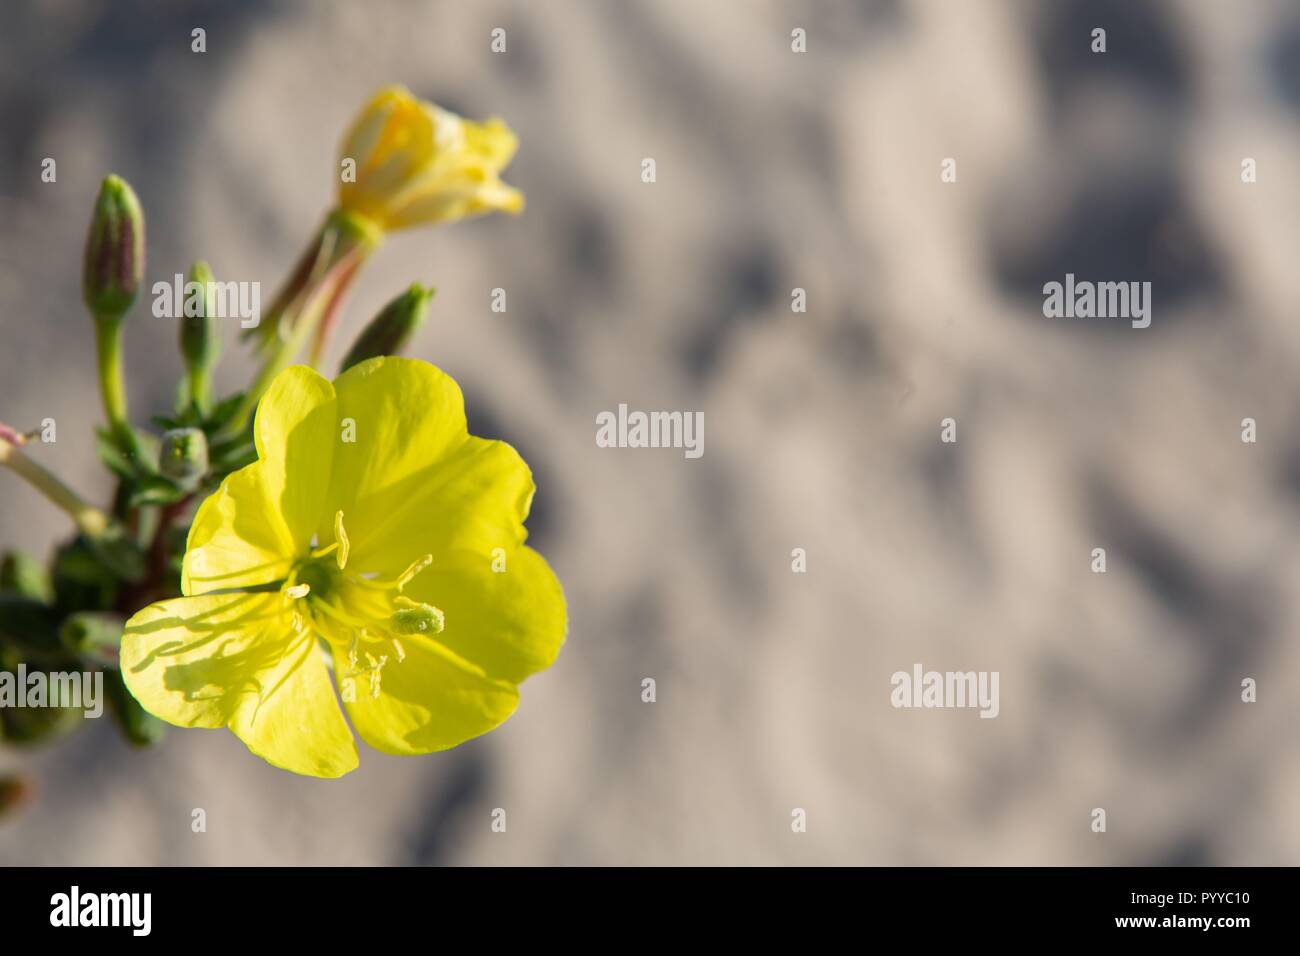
top-left (337, 86), bottom-right (524, 232)
top-left (120, 358), bottom-right (566, 777)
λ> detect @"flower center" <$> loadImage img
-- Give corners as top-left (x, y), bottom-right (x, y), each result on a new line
top-left (279, 511), bottom-right (443, 699)
top-left (294, 558), bottom-right (339, 601)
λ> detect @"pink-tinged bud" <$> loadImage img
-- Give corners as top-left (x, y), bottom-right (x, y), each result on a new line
top-left (83, 175), bottom-right (144, 321)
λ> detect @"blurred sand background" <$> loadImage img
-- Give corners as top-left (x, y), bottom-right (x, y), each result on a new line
top-left (2, 0), bottom-right (1299, 864)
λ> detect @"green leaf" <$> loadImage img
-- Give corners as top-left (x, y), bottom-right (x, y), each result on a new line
top-left (95, 425), bottom-right (160, 479)
top-left (205, 392), bottom-right (248, 432)
top-left (128, 475), bottom-right (188, 507)
top-left (208, 438), bottom-right (257, 475)
top-left (0, 551), bottom-right (52, 602)
top-left (85, 528), bottom-right (147, 583)
top-left (156, 402), bottom-right (202, 432)
top-left (51, 534), bottom-right (140, 610)
top-left (103, 668), bottom-right (166, 746)
top-left (94, 426), bottom-right (136, 479)
top-left (0, 595), bottom-right (63, 661)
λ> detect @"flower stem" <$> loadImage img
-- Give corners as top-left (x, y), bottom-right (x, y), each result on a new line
top-left (224, 211), bottom-right (379, 437)
top-left (93, 314), bottom-right (143, 463)
top-left (95, 315), bottom-right (127, 432)
top-left (0, 436), bottom-right (109, 537)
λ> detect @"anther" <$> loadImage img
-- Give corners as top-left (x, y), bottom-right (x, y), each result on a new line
top-left (396, 554), bottom-right (433, 590)
top-left (334, 511), bottom-right (350, 570)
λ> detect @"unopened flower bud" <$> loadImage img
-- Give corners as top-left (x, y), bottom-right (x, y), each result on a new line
top-left (159, 428), bottom-right (209, 485)
top-left (340, 283), bottom-right (434, 372)
top-left (83, 175), bottom-right (144, 321)
top-left (180, 261), bottom-right (220, 369)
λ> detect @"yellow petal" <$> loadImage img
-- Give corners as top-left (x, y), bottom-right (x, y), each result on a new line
top-left (320, 358), bottom-right (532, 573)
top-left (404, 544), bottom-right (566, 684)
top-left (332, 629), bottom-right (519, 755)
top-left (183, 366), bottom-right (337, 595)
top-left (121, 592), bottom-right (358, 777)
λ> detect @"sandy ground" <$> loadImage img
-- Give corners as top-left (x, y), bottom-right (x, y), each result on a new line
top-left (2, 0), bottom-right (1299, 864)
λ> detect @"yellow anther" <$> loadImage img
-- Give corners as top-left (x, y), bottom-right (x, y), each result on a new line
top-left (284, 583), bottom-right (311, 600)
top-left (334, 511), bottom-right (350, 570)
top-left (347, 554), bottom-right (433, 593)
top-left (397, 553), bottom-right (433, 590)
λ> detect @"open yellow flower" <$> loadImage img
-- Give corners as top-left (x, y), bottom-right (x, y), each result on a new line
top-left (338, 85), bottom-right (524, 232)
top-left (120, 358), bottom-right (565, 777)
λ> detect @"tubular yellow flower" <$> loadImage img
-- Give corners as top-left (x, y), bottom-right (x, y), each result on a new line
top-left (120, 358), bottom-right (566, 777)
top-left (338, 86), bottom-right (524, 232)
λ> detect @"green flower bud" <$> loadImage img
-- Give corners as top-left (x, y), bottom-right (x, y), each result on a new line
top-left (83, 175), bottom-right (144, 321)
top-left (340, 282), bottom-right (434, 372)
top-left (60, 612), bottom-right (125, 667)
top-left (159, 427), bottom-right (209, 485)
top-left (180, 260), bottom-right (221, 412)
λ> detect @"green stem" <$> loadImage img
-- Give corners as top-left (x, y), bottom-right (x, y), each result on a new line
top-left (0, 438), bottom-right (109, 537)
top-left (94, 315), bottom-right (128, 441)
top-left (93, 314), bottom-right (146, 469)
top-left (223, 211), bottom-right (379, 437)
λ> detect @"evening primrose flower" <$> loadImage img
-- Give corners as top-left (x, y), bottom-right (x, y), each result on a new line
top-left (120, 358), bottom-right (565, 777)
top-left (337, 85), bottom-right (524, 232)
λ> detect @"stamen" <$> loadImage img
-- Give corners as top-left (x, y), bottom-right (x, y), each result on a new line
top-left (396, 554), bottom-right (432, 590)
top-left (350, 553), bottom-right (433, 593)
top-left (334, 511), bottom-right (350, 570)
top-left (284, 583), bottom-right (311, 600)
top-left (338, 640), bottom-right (395, 699)
top-left (311, 597), bottom-right (371, 629)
